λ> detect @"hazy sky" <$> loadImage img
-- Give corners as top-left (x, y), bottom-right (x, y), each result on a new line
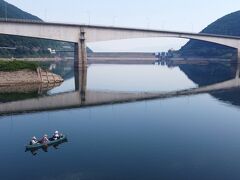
top-left (4, 0), bottom-right (240, 52)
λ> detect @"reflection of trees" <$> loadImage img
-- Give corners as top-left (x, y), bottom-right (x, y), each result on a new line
top-left (211, 88), bottom-right (240, 107)
top-left (179, 63), bottom-right (240, 107)
top-left (179, 63), bottom-right (236, 86)
top-left (0, 92), bottom-right (38, 103)
top-left (0, 82), bottom-right (62, 102)
top-left (2, 62), bottom-right (240, 114)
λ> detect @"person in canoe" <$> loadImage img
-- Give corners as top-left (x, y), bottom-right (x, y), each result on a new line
top-left (29, 136), bottom-right (38, 145)
top-left (51, 130), bottom-right (64, 140)
top-left (40, 134), bottom-right (49, 144)
top-left (52, 131), bottom-right (60, 140)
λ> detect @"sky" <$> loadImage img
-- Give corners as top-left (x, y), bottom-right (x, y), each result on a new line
top-left (4, 0), bottom-right (240, 52)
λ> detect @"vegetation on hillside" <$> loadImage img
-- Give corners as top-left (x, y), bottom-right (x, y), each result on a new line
top-left (0, 0), bottom-right (76, 58)
top-left (0, 60), bottom-right (38, 71)
top-left (180, 11), bottom-right (240, 58)
top-left (0, 0), bottom-right (41, 20)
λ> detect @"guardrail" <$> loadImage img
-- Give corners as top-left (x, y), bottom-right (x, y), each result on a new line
top-left (0, 18), bottom-right (43, 23)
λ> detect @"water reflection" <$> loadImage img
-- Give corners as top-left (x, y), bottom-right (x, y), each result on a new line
top-left (0, 82), bottom-right (62, 102)
top-left (87, 64), bottom-right (196, 92)
top-left (2, 59), bottom-right (240, 180)
top-left (179, 63), bottom-right (240, 107)
top-left (1, 61), bottom-right (240, 115)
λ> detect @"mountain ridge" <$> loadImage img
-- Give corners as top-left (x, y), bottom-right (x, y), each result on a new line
top-left (0, 0), bottom-right (66, 58)
top-left (180, 11), bottom-right (240, 59)
top-left (0, 0), bottom-right (41, 21)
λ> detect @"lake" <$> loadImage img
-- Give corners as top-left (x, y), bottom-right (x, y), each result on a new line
top-left (1, 61), bottom-right (240, 180)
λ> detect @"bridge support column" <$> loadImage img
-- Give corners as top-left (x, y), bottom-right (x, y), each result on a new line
top-left (74, 67), bottom-right (87, 103)
top-left (74, 28), bottom-right (87, 69)
top-left (236, 64), bottom-right (240, 79)
top-left (74, 28), bottom-right (87, 102)
top-left (237, 49), bottom-right (240, 64)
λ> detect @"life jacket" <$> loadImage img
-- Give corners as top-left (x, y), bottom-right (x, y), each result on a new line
top-left (53, 133), bottom-right (60, 139)
top-left (30, 139), bottom-right (37, 145)
top-left (41, 137), bottom-right (49, 143)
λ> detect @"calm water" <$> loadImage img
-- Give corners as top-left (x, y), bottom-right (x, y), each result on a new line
top-left (1, 61), bottom-right (240, 180)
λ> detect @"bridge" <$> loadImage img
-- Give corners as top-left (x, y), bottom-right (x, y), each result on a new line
top-left (0, 19), bottom-right (240, 68)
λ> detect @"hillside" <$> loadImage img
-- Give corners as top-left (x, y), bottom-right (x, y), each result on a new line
top-left (0, 0), bottom-right (41, 20)
top-left (0, 0), bottom-right (92, 58)
top-left (180, 11), bottom-right (240, 59)
top-left (0, 0), bottom-right (63, 58)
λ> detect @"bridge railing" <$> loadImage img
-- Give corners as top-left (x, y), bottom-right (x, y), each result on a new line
top-left (0, 18), bottom-right (43, 23)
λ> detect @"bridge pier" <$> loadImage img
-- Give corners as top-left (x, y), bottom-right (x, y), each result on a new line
top-left (74, 28), bottom-right (88, 102)
top-left (74, 28), bottom-right (87, 69)
top-left (236, 64), bottom-right (240, 79)
top-left (237, 49), bottom-right (240, 64)
top-left (74, 67), bottom-right (87, 102)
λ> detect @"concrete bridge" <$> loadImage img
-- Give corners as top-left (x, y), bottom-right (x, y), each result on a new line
top-left (1, 19), bottom-right (240, 68)
top-left (0, 65), bottom-right (240, 115)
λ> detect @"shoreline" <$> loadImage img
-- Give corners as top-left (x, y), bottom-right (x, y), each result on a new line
top-left (0, 57), bottom-right (63, 62)
top-left (0, 68), bottom-right (64, 86)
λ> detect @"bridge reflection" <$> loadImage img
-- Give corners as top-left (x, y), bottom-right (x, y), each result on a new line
top-left (0, 82), bottom-right (62, 94)
top-left (0, 64), bottom-right (240, 115)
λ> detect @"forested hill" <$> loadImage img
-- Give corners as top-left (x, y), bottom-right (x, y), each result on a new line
top-left (180, 11), bottom-right (240, 58)
top-left (0, 0), bottom-right (41, 21)
top-left (0, 0), bottom-right (64, 58)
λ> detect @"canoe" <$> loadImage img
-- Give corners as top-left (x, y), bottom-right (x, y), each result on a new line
top-left (25, 135), bottom-right (67, 150)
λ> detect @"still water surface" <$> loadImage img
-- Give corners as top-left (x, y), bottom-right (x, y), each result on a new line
top-left (1, 62), bottom-right (240, 180)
